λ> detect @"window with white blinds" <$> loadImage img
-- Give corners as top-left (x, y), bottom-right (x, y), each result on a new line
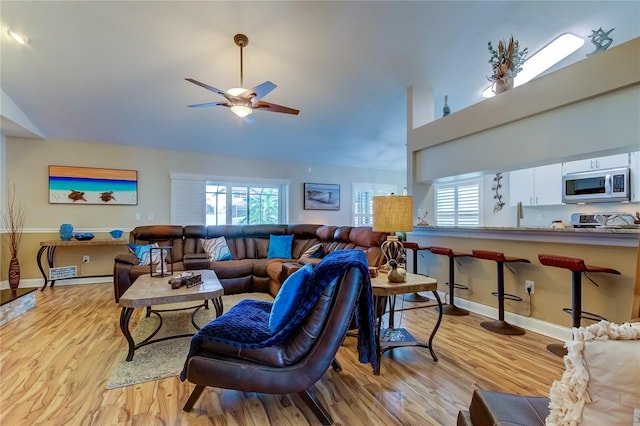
top-left (170, 173), bottom-right (289, 225)
top-left (434, 179), bottom-right (480, 226)
top-left (352, 183), bottom-right (399, 226)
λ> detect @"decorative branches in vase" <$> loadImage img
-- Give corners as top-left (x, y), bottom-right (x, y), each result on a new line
top-left (2, 185), bottom-right (25, 290)
top-left (487, 35), bottom-right (528, 94)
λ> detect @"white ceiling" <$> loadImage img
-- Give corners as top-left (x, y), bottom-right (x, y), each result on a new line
top-left (1, 1), bottom-right (638, 171)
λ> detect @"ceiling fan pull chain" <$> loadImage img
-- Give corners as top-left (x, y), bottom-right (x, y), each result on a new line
top-left (239, 44), bottom-right (244, 87)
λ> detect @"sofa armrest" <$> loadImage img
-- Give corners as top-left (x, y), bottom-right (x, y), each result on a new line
top-left (115, 252), bottom-right (139, 266)
top-left (184, 253), bottom-right (210, 270)
top-left (113, 254), bottom-right (140, 303)
top-left (282, 258), bottom-right (322, 278)
top-left (298, 257), bottom-right (322, 267)
top-left (281, 262), bottom-right (303, 278)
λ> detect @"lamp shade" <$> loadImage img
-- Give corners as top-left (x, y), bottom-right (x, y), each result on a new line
top-left (372, 195), bottom-right (413, 233)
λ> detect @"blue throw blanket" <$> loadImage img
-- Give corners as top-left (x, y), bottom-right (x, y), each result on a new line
top-left (180, 249), bottom-right (378, 380)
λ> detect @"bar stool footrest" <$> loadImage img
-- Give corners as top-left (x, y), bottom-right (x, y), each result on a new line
top-left (437, 304), bottom-right (469, 316)
top-left (403, 293), bottom-right (431, 302)
top-left (547, 343), bottom-right (567, 358)
top-left (490, 291), bottom-right (523, 302)
top-left (481, 320), bottom-right (526, 335)
top-left (454, 283), bottom-right (468, 290)
top-left (561, 308), bottom-right (607, 322)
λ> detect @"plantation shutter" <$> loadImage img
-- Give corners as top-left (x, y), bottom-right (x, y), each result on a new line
top-left (170, 177), bottom-right (206, 225)
top-left (435, 180), bottom-right (480, 226)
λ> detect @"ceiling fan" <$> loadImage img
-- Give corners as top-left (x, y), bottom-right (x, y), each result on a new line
top-left (186, 34), bottom-right (299, 118)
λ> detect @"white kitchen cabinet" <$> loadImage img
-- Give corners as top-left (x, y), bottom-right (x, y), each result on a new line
top-left (563, 153), bottom-right (630, 174)
top-left (509, 163), bottom-right (562, 206)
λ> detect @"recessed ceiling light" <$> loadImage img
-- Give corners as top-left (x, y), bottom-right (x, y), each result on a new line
top-left (482, 33), bottom-right (584, 98)
top-left (7, 29), bottom-right (28, 45)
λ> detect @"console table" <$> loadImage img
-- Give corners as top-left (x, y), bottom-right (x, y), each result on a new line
top-left (37, 239), bottom-right (128, 291)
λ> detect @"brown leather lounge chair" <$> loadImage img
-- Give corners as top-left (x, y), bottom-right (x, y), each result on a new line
top-left (180, 250), bottom-right (378, 425)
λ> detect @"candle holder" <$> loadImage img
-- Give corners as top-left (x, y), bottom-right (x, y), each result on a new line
top-left (150, 246), bottom-right (173, 277)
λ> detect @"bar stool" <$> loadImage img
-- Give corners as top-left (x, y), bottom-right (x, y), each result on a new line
top-left (472, 250), bottom-right (530, 335)
top-left (538, 254), bottom-right (621, 357)
top-left (429, 246), bottom-right (472, 315)
top-left (402, 242), bottom-right (432, 302)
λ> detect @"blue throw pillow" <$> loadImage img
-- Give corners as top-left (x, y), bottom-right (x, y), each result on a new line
top-left (267, 234), bottom-right (294, 259)
top-left (269, 263), bottom-right (313, 332)
top-left (127, 243), bottom-right (160, 265)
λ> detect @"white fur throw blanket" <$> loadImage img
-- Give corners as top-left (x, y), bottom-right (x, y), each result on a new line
top-left (546, 321), bottom-right (640, 426)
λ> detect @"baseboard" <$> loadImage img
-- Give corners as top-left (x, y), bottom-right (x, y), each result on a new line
top-left (425, 290), bottom-right (572, 342)
top-left (1, 277), bottom-right (112, 290)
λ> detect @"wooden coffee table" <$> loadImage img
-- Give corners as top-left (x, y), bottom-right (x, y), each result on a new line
top-left (118, 269), bottom-right (224, 361)
top-left (370, 272), bottom-right (442, 375)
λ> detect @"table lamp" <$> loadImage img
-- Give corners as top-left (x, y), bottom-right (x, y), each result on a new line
top-left (373, 194), bottom-right (414, 268)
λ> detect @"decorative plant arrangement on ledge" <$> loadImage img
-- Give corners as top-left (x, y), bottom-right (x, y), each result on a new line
top-left (487, 35), bottom-right (528, 94)
top-left (492, 173), bottom-right (505, 212)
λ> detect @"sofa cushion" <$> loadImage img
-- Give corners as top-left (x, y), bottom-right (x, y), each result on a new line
top-left (210, 259), bottom-right (255, 279)
top-left (267, 234), bottom-right (294, 259)
top-left (269, 263), bottom-right (313, 332)
top-left (128, 243), bottom-right (160, 265)
top-left (251, 258), bottom-right (276, 279)
top-left (200, 237), bottom-right (232, 261)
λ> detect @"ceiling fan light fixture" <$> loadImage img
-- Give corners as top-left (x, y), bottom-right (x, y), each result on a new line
top-left (230, 105), bottom-right (252, 118)
top-left (7, 29), bottom-right (28, 45)
top-left (227, 87), bottom-right (248, 96)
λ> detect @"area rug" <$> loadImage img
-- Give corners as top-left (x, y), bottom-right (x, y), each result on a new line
top-left (106, 293), bottom-right (274, 389)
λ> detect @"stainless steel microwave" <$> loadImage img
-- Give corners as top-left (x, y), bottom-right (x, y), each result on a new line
top-left (562, 167), bottom-right (630, 204)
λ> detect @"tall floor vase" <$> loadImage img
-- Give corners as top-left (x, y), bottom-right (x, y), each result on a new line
top-left (8, 257), bottom-right (20, 290)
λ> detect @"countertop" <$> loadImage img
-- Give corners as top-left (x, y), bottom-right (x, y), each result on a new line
top-left (410, 225), bottom-right (640, 247)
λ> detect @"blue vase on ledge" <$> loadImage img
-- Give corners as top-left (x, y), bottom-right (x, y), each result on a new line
top-left (60, 224), bottom-right (74, 241)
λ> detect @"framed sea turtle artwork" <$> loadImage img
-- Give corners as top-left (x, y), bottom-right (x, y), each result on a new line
top-left (48, 165), bottom-right (138, 205)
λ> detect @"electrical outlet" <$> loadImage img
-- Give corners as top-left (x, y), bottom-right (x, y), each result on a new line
top-left (525, 280), bottom-right (534, 295)
top-left (83, 255), bottom-right (90, 264)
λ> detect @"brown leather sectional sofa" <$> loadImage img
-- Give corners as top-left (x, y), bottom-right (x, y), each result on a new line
top-left (113, 223), bottom-right (389, 302)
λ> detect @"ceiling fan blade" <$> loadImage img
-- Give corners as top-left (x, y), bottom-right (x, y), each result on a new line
top-left (241, 81), bottom-right (277, 101)
top-left (185, 78), bottom-right (227, 97)
top-left (188, 101), bottom-right (230, 109)
top-left (254, 100), bottom-right (300, 115)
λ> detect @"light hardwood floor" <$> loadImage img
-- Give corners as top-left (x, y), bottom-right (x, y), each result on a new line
top-left (0, 283), bottom-right (565, 425)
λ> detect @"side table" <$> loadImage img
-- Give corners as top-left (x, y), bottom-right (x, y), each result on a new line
top-left (370, 272), bottom-right (442, 375)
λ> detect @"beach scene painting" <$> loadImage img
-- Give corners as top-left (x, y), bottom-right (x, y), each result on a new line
top-left (304, 183), bottom-right (340, 210)
top-left (49, 165), bottom-right (138, 205)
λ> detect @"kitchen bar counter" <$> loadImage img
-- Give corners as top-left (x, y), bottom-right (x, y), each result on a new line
top-left (407, 226), bottom-right (637, 334)
top-left (411, 226), bottom-right (640, 247)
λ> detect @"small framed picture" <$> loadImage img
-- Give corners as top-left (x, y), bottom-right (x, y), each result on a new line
top-left (304, 183), bottom-right (340, 210)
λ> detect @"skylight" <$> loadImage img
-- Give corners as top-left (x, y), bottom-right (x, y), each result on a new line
top-left (482, 33), bottom-right (584, 98)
